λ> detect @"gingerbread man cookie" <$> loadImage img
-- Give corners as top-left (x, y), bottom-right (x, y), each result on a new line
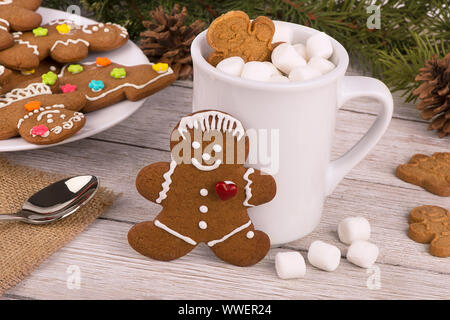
top-left (0, 60), bottom-right (62, 94)
top-left (0, 64), bottom-right (12, 88)
top-left (128, 110), bottom-right (277, 267)
top-left (0, 19), bottom-right (128, 70)
top-left (409, 205), bottom-right (450, 257)
top-left (206, 11), bottom-right (275, 66)
top-left (396, 152), bottom-right (450, 197)
top-left (56, 60), bottom-right (176, 112)
top-left (0, 0), bottom-right (42, 50)
top-left (0, 85), bottom-right (87, 144)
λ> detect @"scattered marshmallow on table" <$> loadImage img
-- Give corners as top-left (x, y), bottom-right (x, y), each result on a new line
top-left (289, 65), bottom-right (321, 82)
top-left (240, 61), bottom-right (273, 82)
top-left (216, 56), bottom-right (245, 77)
top-left (307, 56), bottom-right (335, 75)
top-left (307, 240), bottom-right (341, 272)
top-left (293, 43), bottom-right (307, 60)
top-left (272, 22), bottom-right (294, 44)
top-left (271, 43), bottom-right (306, 74)
top-left (346, 240), bottom-right (379, 268)
top-left (275, 251), bottom-right (306, 279)
top-left (338, 217), bottom-right (371, 245)
top-left (306, 32), bottom-right (333, 59)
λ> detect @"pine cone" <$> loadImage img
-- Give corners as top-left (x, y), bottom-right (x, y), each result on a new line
top-left (413, 53), bottom-right (450, 138)
top-left (139, 5), bottom-right (205, 80)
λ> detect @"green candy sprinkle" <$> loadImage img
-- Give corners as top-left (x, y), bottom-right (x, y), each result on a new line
top-left (110, 67), bottom-right (126, 79)
top-left (32, 27), bottom-right (48, 37)
top-left (67, 64), bottom-right (84, 74)
top-left (42, 71), bottom-right (57, 85)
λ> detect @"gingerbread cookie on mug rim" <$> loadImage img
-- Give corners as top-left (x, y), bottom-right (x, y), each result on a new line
top-left (206, 10), bottom-right (276, 66)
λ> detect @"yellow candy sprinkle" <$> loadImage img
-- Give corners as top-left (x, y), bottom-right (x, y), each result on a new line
top-left (21, 69), bottom-right (36, 75)
top-left (152, 63), bottom-right (169, 73)
top-left (56, 24), bottom-right (71, 34)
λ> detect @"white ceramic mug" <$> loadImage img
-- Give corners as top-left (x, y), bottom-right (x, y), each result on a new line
top-left (191, 21), bottom-right (393, 246)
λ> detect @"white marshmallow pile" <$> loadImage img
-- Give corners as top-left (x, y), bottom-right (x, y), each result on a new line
top-left (338, 216), bottom-right (379, 269)
top-left (275, 251), bottom-right (306, 279)
top-left (214, 23), bottom-right (335, 83)
top-left (307, 240), bottom-right (341, 272)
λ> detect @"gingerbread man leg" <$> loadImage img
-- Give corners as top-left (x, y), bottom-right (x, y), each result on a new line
top-left (209, 226), bottom-right (270, 267)
top-left (128, 221), bottom-right (195, 261)
top-left (50, 41), bottom-right (89, 64)
top-left (429, 233), bottom-right (450, 257)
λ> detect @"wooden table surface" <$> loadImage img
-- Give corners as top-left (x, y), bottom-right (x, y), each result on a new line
top-left (1, 68), bottom-right (449, 300)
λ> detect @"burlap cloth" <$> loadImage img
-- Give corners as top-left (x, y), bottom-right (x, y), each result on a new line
top-left (0, 158), bottom-right (118, 296)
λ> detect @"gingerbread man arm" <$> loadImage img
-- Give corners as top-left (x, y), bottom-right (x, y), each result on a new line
top-left (136, 162), bottom-right (172, 203)
top-left (245, 168), bottom-right (276, 207)
top-left (50, 41), bottom-right (90, 64)
top-left (2, 4), bottom-right (42, 31)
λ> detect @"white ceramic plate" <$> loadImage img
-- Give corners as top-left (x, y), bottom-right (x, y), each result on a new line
top-left (0, 7), bottom-right (150, 152)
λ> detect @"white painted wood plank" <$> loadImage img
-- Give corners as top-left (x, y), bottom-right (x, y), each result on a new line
top-left (5, 219), bottom-right (449, 300)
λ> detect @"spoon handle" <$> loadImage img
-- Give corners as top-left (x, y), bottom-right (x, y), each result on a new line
top-left (0, 214), bottom-right (25, 222)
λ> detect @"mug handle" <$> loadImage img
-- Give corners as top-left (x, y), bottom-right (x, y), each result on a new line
top-left (326, 76), bottom-right (393, 196)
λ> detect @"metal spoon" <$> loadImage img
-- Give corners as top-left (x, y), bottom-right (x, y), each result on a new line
top-left (0, 175), bottom-right (99, 224)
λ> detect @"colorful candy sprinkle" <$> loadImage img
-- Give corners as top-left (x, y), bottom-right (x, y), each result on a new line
top-left (31, 125), bottom-right (49, 137)
top-left (152, 63), bottom-right (169, 73)
top-left (89, 80), bottom-right (105, 92)
top-left (32, 27), bottom-right (48, 37)
top-left (110, 67), bottom-right (126, 79)
top-left (60, 83), bottom-right (77, 93)
top-left (42, 71), bottom-right (57, 85)
top-left (24, 101), bottom-right (41, 112)
top-left (67, 64), bottom-right (84, 74)
top-left (21, 69), bottom-right (35, 75)
top-left (56, 23), bottom-right (71, 34)
top-left (96, 57), bottom-right (111, 67)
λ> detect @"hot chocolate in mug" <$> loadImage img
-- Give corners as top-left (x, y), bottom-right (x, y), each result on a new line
top-left (190, 21), bottom-right (393, 246)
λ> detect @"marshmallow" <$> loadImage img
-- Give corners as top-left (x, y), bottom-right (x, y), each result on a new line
top-left (263, 61), bottom-right (282, 76)
top-left (307, 240), bottom-right (341, 272)
top-left (338, 217), bottom-right (371, 245)
top-left (306, 32), bottom-right (333, 59)
top-left (216, 56), bottom-right (245, 77)
top-left (347, 240), bottom-right (379, 268)
top-left (275, 251), bottom-right (306, 279)
top-left (293, 43), bottom-right (307, 60)
top-left (288, 65), bottom-right (321, 82)
top-left (307, 56), bottom-right (335, 75)
top-left (240, 61), bottom-right (272, 82)
top-left (272, 22), bottom-right (294, 44)
top-left (271, 43), bottom-right (306, 74)
top-left (270, 74), bottom-right (290, 83)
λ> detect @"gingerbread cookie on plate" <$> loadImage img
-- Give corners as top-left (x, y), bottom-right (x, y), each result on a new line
top-left (0, 0), bottom-right (42, 50)
top-left (0, 19), bottom-right (128, 70)
top-left (0, 84), bottom-right (87, 144)
top-left (128, 110), bottom-right (277, 267)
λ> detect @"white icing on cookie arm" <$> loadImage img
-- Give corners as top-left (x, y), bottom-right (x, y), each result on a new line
top-left (243, 168), bottom-right (255, 207)
top-left (136, 160), bottom-right (177, 204)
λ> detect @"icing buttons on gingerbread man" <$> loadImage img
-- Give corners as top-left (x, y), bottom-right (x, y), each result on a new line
top-left (128, 110), bottom-right (277, 267)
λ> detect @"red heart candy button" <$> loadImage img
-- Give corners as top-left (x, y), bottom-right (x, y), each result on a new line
top-left (215, 181), bottom-right (238, 201)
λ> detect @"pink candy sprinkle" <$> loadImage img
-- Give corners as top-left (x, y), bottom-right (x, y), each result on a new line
top-left (60, 83), bottom-right (77, 93)
top-left (31, 125), bottom-right (49, 136)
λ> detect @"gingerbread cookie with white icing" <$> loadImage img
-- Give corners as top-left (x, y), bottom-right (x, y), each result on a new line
top-left (128, 110), bottom-right (277, 267)
top-left (0, 60), bottom-right (62, 94)
top-left (0, 0), bottom-right (42, 50)
top-left (56, 58), bottom-right (176, 112)
top-left (0, 18), bottom-right (128, 70)
top-left (0, 84), bottom-right (87, 144)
